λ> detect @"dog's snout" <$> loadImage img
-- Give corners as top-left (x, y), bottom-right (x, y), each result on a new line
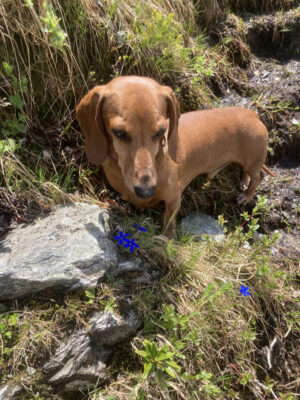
top-left (140, 174), bottom-right (151, 185)
top-left (134, 185), bottom-right (156, 199)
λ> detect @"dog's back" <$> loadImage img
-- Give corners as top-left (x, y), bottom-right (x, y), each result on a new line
top-left (179, 107), bottom-right (267, 161)
top-left (177, 107), bottom-right (269, 193)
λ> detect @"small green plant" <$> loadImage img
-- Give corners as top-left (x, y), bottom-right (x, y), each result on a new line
top-left (235, 195), bottom-right (270, 243)
top-left (191, 54), bottom-right (217, 87)
top-left (40, 1), bottom-right (68, 50)
top-left (166, 239), bottom-right (178, 260)
top-left (182, 369), bottom-right (222, 396)
top-left (135, 339), bottom-right (181, 389)
top-left (239, 372), bottom-right (254, 385)
top-left (1, 62), bottom-right (28, 146)
top-left (197, 370), bottom-right (222, 396)
top-left (24, 0), bottom-right (34, 7)
top-left (0, 313), bottom-right (19, 361)
top-left (85, 288), bottom-right (96, 305)
top-left (0, 138), bottom-right (21, 157)
top-left (100, 297), bottom-right (117, 313)
top-left (159, 304), bottom-right (189, 333)
top-left (200, 281), bottom-right (233, 306)
top-left (127, 8), bottom-right (190, 76)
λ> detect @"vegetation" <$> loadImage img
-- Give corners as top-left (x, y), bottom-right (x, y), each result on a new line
top-left (0, 1), bottom-right (299, 399)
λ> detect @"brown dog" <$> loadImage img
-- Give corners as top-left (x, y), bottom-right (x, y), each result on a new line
top-left (76, 76), bottom-right (273, 238)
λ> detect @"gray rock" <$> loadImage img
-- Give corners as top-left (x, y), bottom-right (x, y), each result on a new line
top-left (0, 383), bottom-right (23, 400)
top-left (253, 231), bottom-right (266, 241)
top-left (44, 309), bottom-right (141, 392)
top-left (181, 212), bottom-right (225, 242)
top-left (44, 327), bottom-right (110, 392)
top-left (110, 258), bottom-right (160, 285)
top-left (89, 309), bottom-right (141, 346)
top-left (271, 231), bottom-right (300, 261)
top-left (110, 258), bottom-right (145, 278)
top-left (0, 203), bottom-right (118, 300)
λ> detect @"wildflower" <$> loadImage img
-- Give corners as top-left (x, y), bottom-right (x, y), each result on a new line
top-left (240, 285), bottom-right (251, 297)
top-left (123, 238), bottom-right (139, 253)
top-left (114, 231), bottom-right (130, 246)
top-left (134, 224), bottom-right (147, 232)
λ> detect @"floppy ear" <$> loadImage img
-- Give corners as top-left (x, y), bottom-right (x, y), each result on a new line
top-left (164, 88), bottom-right (185, 163)
top-left (76, 86), bottom-right (108, 166)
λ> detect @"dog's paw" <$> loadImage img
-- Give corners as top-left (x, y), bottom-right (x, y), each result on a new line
top-left (239, 182), bottom-right (249, 191)
top-left (237, 193), bottom-right (248, 206)
top-left (239, 175), bottom-right (250, 191)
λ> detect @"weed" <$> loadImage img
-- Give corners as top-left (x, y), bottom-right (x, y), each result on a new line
top-left (135, 339), bottom-right (181, 390)
top-left (40, 1), bottom-right (68, 50)
top-left (0, 138), bottom-right (21, 157)
top-left (125, 8), bottom-right (190, 78)
top-left (190, 54), bottom-right (217, 88)
top-left (159, 304), bottom-right (189, 333)
top-left (1, 62), bottom-right (28, 153)
top-left (85, 288), bottom-right (96, 305)
top-left (0, 313), bottom-right (19, 363)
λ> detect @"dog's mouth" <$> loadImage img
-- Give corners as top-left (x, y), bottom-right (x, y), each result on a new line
top-left (134, 185), bottom-right (156, 199)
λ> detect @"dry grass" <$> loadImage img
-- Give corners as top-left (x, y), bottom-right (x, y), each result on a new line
top-left (1, 202), bottom-right (298, 399)
top-left (86, 232), bottom-right (299, 399)
top-left (0, 0), bottom-right (210, 122)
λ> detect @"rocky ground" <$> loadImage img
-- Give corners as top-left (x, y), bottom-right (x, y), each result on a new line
top-left (218, 6), bottom-right (300, 261)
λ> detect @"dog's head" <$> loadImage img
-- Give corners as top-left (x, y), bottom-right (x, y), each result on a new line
top-left (76, 76), bottom-right (184, 199)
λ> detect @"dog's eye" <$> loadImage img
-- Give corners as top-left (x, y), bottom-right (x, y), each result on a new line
top-left (112, 129), bottom-right (126, 139)
top-left (154, 128), bottom-right (166, 139)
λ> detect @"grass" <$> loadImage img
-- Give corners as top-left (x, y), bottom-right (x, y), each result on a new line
top-left (3, 204), bottom-right (297, 398)
top-left (1, 200), bottom-right (299, 399)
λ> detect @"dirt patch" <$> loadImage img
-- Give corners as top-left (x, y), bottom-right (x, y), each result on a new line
top-left (245, 9), bottom-right (300, 59)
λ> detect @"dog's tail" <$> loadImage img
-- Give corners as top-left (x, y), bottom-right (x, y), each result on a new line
top-left (262, 164), bottom-right (275, 177)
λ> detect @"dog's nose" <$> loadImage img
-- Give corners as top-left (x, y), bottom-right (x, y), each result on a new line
top-left (134, 185), bottom-right (156, 199)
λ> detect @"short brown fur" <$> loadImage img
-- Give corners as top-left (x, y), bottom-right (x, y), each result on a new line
top-left (76, 76), bottom-right (273, 238)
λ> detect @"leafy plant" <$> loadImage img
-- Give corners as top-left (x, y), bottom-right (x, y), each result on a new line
top-left (191, 54), bottom-right (217, 87)
top-left (100, 297), bottom-right (117, 313)
top-left (0, 313), bottom-right (19, 362)
top-left (160, 304), bottom-right (189, 333)
top-left (85, 288), bottom-right (96, 305)
top-left (136, 339), bottom-right (181, 389)
top-left (40, 1), bottom-right (68, 50)
top-left (1, 62), bottom-right (28, 145)
top-left (0, 138), bottom-right (21, 157)
top-left (126, 8), bottom-right (190, 76)
top-left (234, 195), bottom-right (271, 243)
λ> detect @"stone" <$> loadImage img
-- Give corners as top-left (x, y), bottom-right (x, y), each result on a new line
top-left (109, 257), bottom-right (160, 285)
top-left (0, 203), bottom-right (118, 300)
top-left (44, 327), bottom-right (110, 392)
top-left (89, 309), bottom-right (141, 346)
top-left (0, 383), bottom-right (23, 400)
top-left (181, 212), bottom-right (225, 242)
top-left (44, 308), bottom-right (141, 392)
top-left (271, 231), bottom-right (300, 261)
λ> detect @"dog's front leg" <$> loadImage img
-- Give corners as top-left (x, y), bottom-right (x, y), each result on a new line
top-left (161, 196), bottom-right (182, 239)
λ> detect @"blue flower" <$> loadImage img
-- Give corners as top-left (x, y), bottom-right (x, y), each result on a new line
top-left (134, 224), bottom-right (147, 232)
top-left (114, 231), bottom-right (139, 253)
top-left (240, 285), bottom-right (251, 297)
top-left (123, 238), bottom-right (139, 253)
top-left (114, 231), bottom-right (130, 245)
